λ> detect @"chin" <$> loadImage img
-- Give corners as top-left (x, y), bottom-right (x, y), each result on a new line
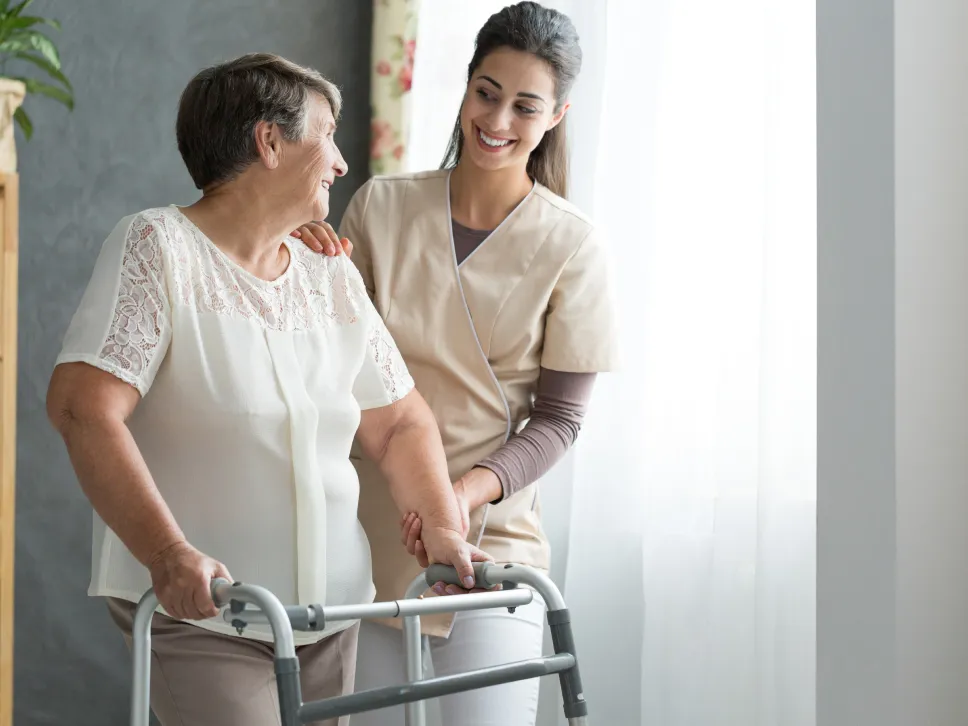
top-left (467, 148), bottom-right (520, 173)
top-left (312, 200), bottom-right (330, 222)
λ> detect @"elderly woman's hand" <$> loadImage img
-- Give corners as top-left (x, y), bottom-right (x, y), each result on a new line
top-left (148, 541), bottom-right (233, 620)
top-left (401, 490), bottom-right (498, 596)
top-left (291, 221), bottom-right (353, 257)
top-left (400, 479), bottom-right (471, 568)
top-left (417, 526), bottom-right (494, 594)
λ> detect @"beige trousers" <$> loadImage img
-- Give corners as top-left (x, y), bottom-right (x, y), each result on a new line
top-left (107, 597), bottom-right (359, 726)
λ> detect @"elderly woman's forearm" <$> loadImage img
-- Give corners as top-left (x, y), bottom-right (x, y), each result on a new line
top-left (55, 416), bottom-right (187, 567)
top-left (375, 418), bottom-right (463, 533)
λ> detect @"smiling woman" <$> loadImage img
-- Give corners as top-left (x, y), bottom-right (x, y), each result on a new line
top-left (455, 48), bottom-right (566, 187)
top-left (440, 9), bottom-right (580, 200)
top-left (301, 4), bottom-right (621, 726)
top-left (44, 52), bottom-right (482, 726)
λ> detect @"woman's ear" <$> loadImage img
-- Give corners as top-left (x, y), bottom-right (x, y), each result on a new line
top-left (254, 120), bottom-right (282, 170)
top-left (547, 100), bottom-right (571, 131)
top-left (548, 101), bottom-right (571, 131)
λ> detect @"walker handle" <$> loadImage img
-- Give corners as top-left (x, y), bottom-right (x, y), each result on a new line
top-left (425, 562), bottom-right (501, 590)
top-left (210, 577), bottom-right (233, 608)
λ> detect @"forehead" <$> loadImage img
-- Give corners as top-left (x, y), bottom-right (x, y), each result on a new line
top-left (305, 93), bottom-right (336, 130)
top-left (474, 47), bottom-right (557, 98)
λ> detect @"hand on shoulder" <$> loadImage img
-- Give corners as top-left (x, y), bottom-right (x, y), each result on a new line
top-left (290, 221), bottom-right (353, 257)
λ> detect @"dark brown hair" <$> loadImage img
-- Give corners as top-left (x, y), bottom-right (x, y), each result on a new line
top-left (440, 1), bottom-right (581, 198)
top-left (176, 53), bottom-right (341, 190)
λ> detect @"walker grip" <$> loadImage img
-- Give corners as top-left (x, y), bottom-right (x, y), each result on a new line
top-left (210, 577), bottom-right (233, 608)
top-left (424, 562), bottom-right (494, 589)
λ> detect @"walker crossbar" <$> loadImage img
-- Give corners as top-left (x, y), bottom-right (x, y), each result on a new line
top-left (223, 587), bottom-right (534, 630)
top-left (130, 562), bottom-right (589, 726)
top-left (298, 654), bottom-right (576, 721)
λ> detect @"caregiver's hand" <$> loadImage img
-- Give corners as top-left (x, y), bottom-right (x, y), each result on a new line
top-left (291, 221), bottom-right (353, 257)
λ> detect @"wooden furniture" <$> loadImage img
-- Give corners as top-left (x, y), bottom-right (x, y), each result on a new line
top-left (0, 173), bottom-right (17, 726)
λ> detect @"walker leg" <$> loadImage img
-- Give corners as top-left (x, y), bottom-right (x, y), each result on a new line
top-left (131, 591), bottom-right (158, 726)
top-left (402, 573), bottom-right (436, 726)
top-left (548, 608), bottom-right (588, 722)
top-left (403, 614), bottom-right (426, 726)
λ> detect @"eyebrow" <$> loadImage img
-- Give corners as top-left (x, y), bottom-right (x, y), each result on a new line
top-left (477, 74), bottom-right (545, 102)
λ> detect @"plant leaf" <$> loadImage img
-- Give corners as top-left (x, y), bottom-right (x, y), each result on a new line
top-left (14, 50), bottom-right (70, 90)
top-left (0, 29), bottom-right (60, 69)
top-left (13, 76), bottom-right (73, 109)
top-left (3, 16), bottom-right (61, 32)
top-left (7, 0), bottom-right (35, 18)
top-left (13, 105), bottom-right (31, 140)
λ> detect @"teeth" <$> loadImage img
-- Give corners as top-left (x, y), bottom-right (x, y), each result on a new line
top-left (479, 130), bottom-right (510, 148)
top-left (321, 181), bottom-right (330, 190)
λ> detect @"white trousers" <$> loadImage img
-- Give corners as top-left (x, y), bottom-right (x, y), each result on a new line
top-left (351, 591), bottom-right (547, 726)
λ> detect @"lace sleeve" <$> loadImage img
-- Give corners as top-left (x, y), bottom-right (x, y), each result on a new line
top-left (364, 310), bottom-right (415, 404)
top-left (57, 213), bottom-right (172, 396)
top-left (347, 262), bottom-right (414, 410)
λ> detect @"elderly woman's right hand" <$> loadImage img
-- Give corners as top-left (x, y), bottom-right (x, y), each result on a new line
top-left (291, 221), bottom-right (353, 257)
top-left (147, 541), bottom-right (233, 620)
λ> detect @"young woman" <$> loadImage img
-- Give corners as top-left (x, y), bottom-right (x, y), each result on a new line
top-left (296, 3), bottom-right (620, 723)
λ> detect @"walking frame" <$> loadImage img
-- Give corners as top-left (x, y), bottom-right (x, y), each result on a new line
top-left (129, 561), bottom-right (589, 725)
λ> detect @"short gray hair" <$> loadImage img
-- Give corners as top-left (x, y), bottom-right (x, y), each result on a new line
top-left (176, 53), bottom-right (342, 190)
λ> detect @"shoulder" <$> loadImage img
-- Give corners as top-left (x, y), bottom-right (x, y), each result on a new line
top-left (531, 184), bottom-right (595, 232)
top-left (93, 207), bottom-right (193, 277)
top-left (340, 170), bottom-right (448, 239)
top-left (352, 169), bottom-right (448, 204)
top-left (288, 240), bottom-right (370, 300)
top-left (108, 206), bottom-right (193, 256)
top-left (529, 184), bottom-right (603, 257)
top-left (370, 168), bottom-right (449, 185)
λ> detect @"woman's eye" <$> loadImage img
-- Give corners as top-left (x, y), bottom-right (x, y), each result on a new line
top-left (476, 89), bottom-right (492, 101)
top-left (517, 106), bottom-right (537, 115)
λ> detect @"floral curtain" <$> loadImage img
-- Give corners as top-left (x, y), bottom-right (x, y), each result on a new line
top-left (369, 0), bottom-right (419, 175)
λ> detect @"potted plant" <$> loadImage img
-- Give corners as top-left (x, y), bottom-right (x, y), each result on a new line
top-left (0, 0), bottom-right (73, 172)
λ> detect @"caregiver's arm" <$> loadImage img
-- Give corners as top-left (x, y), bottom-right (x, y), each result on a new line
top-left (46, 362), bottom-right (231, 619)
top-left (357, 388), bottom-right (488, 587)
top-left (469, 368), bottom-right (597, 505)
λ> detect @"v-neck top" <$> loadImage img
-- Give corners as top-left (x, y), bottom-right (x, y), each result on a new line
top-left (338, 169), bottom-right (621, 636)
top-left (451, 219), bottom-right (493, 265)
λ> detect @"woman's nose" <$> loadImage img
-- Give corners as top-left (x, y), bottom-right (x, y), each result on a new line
top-left (333, 149), bottom-right (348, 177)
top-left (487, 105), bottom-right (515, 134)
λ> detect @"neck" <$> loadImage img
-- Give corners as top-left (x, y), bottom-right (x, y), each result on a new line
top-left (449, 161), bottom-right (533, 230)
top-left (181, 180), bottom-right (296, 269)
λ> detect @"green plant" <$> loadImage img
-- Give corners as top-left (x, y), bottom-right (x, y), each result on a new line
top-left (0, 0), bottom-right (72, 140)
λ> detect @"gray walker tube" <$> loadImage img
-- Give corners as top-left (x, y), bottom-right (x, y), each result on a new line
top-left (129, 563), bottom-right (588, 726)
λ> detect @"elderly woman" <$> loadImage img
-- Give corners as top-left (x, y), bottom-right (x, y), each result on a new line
top-left (45, 53), bottom-right (484, 726)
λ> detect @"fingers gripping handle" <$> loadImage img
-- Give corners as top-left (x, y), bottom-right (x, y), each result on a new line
top-left (425, 562), bottom-right (499, 589)
top-left (210, 577), bottom-right (233, 607)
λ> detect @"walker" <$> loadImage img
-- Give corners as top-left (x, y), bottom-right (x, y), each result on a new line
top-left (129, 561), bottom-right (589, 725)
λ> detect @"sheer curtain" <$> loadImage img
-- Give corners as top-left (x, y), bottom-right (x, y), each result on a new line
top-left (408, 1), bottom-right (816, 723)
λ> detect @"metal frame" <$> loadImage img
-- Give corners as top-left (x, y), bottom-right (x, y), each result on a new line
top-left (130, 562), bottom-right (588, 726)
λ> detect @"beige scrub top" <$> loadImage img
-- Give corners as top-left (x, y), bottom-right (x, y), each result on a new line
top-left (339, 169), bottom-right (621, 636)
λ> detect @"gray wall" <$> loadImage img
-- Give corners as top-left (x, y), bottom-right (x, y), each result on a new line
top-left (13, 2), bottom-right (371, 723)
top-left (819, 1), bottom-right (968, 724)
top-left (895, 0), bottom-right (968, 723)
top-left (817, 0), bottom-right (897, 724)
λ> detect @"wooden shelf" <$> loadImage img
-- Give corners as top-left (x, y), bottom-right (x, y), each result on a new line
top-left (0, 173), bottom-right (18, 726)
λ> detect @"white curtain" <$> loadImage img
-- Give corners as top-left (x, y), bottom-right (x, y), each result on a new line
top-left (408, 1), bottom-right (816, 724)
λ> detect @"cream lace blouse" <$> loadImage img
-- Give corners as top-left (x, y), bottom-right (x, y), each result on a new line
top-left (56, 206), bottom-right (414, 643)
